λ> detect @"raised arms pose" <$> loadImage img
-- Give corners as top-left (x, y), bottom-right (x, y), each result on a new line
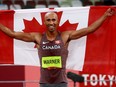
top-left (0, 8), bottom-right (115, 87)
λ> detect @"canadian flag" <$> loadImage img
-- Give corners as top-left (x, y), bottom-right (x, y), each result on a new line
top-left (0, 6), bottom-right (116, 73)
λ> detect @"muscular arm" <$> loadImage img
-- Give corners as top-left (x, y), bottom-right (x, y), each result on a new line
top-left (0, 23), bottom-right (41, 42)
top-left (68, 8), bottom-right (115, 40)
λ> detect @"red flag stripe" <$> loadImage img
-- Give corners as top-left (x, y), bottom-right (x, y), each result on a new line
top-left (0, 10), bottom-right (15, 64)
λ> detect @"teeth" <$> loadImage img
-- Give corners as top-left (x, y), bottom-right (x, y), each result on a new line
top-left (49, 26), bottom-right (54, 28)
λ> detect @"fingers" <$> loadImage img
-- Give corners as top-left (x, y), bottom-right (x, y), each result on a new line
top-left (106, 8), bottom-right (116, 16)
top-left (110, 7), bottom-right (116, 12)
top-left (109, 7), bottom-right (116, 14)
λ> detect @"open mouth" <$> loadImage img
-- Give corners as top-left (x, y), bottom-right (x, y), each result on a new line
top-left (49, 25), bottom-right (54, 28)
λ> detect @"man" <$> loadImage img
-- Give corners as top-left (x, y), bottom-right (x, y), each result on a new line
top-left (0, 8), bottom-right (115, 87)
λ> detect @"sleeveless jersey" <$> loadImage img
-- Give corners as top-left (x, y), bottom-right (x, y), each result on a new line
top-left (38, 32), bottom-right (68, 84)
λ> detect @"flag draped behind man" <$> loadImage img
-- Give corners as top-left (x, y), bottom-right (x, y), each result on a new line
top-left (0, 6), bottom-right (116, 87)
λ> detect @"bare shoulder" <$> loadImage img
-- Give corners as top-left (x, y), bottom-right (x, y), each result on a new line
top-left (30, 32), bottom-right (42, 38)
top-left (61, 30), bottom-right (74, 35)
top-left (31, 32), bottom-right (41, 35)
top-left (31, 32), bottom-right (42, 44)
top-left (61, 30), bottom-right (74, 45)
top-left (61, 30), bottom-right (75, 38)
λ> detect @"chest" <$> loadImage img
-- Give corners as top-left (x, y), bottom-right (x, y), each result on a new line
top-left (41, 39), bottom-right (63, 53)
top-left (38, 33), bottom-right (68, 56)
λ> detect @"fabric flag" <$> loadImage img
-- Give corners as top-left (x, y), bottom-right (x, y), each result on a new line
top-left (0, 7), bottom-right (116, 73)
top-left (80, 6), bottom-right (116, 87)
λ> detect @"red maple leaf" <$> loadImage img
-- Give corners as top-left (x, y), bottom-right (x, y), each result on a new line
top-left (23, 11), bottom-right (78, 33)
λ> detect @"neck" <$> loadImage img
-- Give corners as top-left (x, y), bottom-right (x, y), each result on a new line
top-left (46, 30), bottom-right (58, 41)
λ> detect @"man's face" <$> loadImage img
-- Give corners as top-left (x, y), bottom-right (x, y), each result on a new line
top-left (44, 12), bottom-right (59, 32)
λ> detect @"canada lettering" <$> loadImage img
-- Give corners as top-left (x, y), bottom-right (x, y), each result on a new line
top-left (42, 45), bottom-right (61, 50)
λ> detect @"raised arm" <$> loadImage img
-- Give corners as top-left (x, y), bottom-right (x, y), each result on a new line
top-left (0, 23), bottom-right (41, 42)
top-left (68, 8), bottom-right (115, 40)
